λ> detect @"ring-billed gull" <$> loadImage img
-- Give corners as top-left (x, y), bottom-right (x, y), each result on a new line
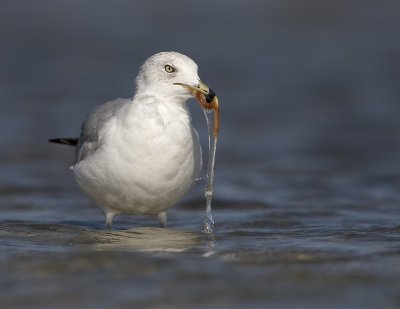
top-left (50, 51), bottom-right (217, 230)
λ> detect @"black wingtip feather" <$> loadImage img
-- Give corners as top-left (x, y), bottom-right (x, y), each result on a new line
top-left (48, 138), bottom-right (79, 147)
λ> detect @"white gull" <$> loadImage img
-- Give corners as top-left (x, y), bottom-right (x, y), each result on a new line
top-left (50, 51), bottom-right (216, 230)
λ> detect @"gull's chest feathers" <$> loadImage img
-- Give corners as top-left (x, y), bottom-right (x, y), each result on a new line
top-left (116, 97), bottom-right (193, 162)
top-left (88, 96), bottom-right (199, 187)
top-left (74, 96), bottom-right (201, 214)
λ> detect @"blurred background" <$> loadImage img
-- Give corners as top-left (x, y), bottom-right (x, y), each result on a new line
top-left (1, 1), bottom-right (400, 308)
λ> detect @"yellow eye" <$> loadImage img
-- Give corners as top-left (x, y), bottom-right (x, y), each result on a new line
top-left (165, 65), bottom-right (175, 73)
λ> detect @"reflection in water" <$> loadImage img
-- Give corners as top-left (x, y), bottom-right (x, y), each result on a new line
top-left (0, 223), bottom-right (202, 253)
top-left (77, 227), bottom-right (201, 252)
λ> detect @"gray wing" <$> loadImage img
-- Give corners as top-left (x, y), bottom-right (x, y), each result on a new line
top-left (75, 98), bottom-right (131, 163)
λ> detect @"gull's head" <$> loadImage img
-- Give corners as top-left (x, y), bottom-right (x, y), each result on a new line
top-left (135, 51), bottom-right (214, 102)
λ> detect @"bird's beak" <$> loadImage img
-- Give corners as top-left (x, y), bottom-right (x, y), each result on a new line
top-left (174, 81), bottom-right (220, 137)
top-left (174, 81), bottom-right (217, 105)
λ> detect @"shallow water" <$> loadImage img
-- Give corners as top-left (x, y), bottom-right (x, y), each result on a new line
top-left (1, 1), bottom-right (400, 308)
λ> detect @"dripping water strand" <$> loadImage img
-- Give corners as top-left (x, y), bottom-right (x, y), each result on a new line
top-left (203, 109), bottom-right (217, 234)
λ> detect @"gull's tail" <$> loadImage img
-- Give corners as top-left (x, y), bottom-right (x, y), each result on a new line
top-left (48, 138), bottom-right (79, 147)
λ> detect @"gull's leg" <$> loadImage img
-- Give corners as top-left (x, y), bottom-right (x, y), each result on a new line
top-left (157, 211), bottom-right (167, 228)
top-left (105, 211), bottom-right (117, 231)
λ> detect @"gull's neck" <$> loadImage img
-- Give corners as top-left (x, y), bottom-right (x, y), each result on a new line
top-left (133, 89), bottom-right (191, 107)
top-left (127, 93), bottom-right (192, 133)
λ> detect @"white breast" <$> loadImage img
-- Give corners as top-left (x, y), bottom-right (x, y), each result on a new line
top-left (73, 97), bottom-right (202, 215)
